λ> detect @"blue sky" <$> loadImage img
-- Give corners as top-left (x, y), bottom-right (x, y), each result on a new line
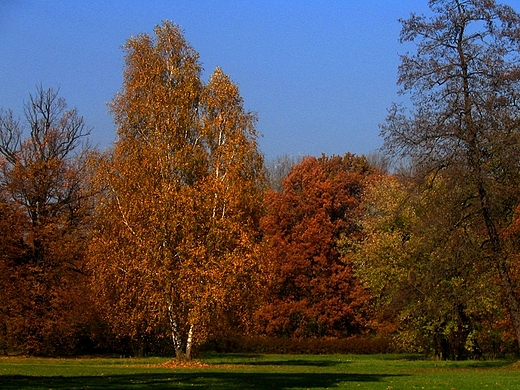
top-left (3, 0), bottom-right (509, 161)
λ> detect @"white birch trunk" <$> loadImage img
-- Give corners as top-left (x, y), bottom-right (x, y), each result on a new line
top-left (167, 305), bottom-right (182, 359)
top-left (185, 323), bottom-right (195, 360)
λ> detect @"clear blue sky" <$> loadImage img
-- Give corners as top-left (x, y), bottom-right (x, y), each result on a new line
top-left (4, 1), bottom-right (515, 161)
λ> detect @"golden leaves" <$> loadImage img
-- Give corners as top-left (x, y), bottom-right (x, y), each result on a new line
top-left (88, 21), bottom-right (266, 351)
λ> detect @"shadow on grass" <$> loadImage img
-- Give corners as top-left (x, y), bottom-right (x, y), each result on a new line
top-left (465, 360), bottom-right (516, 369)
top-left (228, 359), bottom-right (345, 367)
top-left (202, 353), bottom-right (348, 367)
top-left (0, 372), bottom-right (405, 389)
top-left (377, 354), bottom-right (426, 361)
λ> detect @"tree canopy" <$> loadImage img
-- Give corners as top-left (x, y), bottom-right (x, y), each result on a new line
top-left (0, 86), bottom-right (92, 355)
top-left (381, 0), bottom-right (520, 350)
top-left (3, 2), bottom-right (520, 358)
top-left (88, 21), bottom-right (266, 359)
top-left (256, 154), bottom-right (374, 338)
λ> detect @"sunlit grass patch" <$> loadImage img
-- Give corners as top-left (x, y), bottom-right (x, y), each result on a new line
top-left (0, 353), bottom-right (518, 389)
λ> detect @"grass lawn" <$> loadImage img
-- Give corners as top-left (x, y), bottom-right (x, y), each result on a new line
top-left (0, 353), bottom-right (518, 389)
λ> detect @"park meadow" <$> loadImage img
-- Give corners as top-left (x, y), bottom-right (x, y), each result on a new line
top-left (1, 353), bottom-right (519, 389)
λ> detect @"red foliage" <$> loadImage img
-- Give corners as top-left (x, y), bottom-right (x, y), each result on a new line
top-left (256, 154), bottom-right (374, 338)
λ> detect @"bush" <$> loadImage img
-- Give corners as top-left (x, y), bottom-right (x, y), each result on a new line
top-left (200, 335), bottom-right (396, 354)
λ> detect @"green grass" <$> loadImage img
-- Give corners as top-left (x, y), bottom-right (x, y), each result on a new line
top-left (0, 353), bottom-right (518, 389)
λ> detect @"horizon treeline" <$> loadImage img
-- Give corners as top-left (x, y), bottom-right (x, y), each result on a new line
top-left (2, 0), bottom-right (520, 360)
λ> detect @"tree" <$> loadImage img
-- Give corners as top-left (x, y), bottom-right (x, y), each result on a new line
top-left (0, 191), bottom-right (26, 355)
top-left (381, 0), bottom-right (520, 350)
top-left (349, 173), bottom-right (505, 358)
top-left (0, 86), bottom-right (92, 355)
top-left (255, 154), bottom-right (374, 338)
top-left (88, 21), bottom-right (266, 359)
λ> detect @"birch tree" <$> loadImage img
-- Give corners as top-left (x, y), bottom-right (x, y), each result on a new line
top-left (88, 21), bottom-right (265, 359)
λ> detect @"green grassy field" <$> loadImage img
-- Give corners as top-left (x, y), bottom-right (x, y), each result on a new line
top-left (0, 353), bottom-right (518, 389)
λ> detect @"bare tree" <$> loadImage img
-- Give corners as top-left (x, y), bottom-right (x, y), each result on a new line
top-left (264, 154), bottom-right (304, 192)
top-left (382, 0), bottom-right (520, 350)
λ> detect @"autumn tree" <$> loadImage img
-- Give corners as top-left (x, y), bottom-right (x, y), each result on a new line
top-left (255, 154), bottom-right (374, 338)
top-left (0, 190), bottom-right (26, 355)
top-left (348, 173), bottom-right (506, 358)
top-left (381, 0), bottom-right (520, 351)
top-left (0, 87), bottom-right (93, 355)
top-left (88, 21), bottom-right (265, 359)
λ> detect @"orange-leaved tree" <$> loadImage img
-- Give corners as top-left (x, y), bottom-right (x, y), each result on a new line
top-left (0, 87), bottom-right (93, 355)
top-left (255, 154), bottom-right (374, 338)
top-left (88, 21), bottom-right (265, 359)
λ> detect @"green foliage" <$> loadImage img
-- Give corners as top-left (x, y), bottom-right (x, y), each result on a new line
top-left (376, 0), bottom-right (520, 355)
top-left (346, 174), bottom-right (512, 358)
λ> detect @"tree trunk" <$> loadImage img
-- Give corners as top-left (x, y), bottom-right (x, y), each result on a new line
top-left (135, 335), bottom-right (145, 357)
top-left (496, 257), bottom-right (520, 352)
top-left (185, 324), bottom-right (194, 360)
top-left (0, 317), bottom-right (7, 355)
top-left (167, 305), bottom-right (182, 359)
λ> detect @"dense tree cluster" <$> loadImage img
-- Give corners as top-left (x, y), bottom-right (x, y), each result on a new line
top-left (255, 154), bottom-right (373, 338)
top-left (2, 0), bottom-right (520, 359)
top-left (378, 0), bottom-right (520, 357)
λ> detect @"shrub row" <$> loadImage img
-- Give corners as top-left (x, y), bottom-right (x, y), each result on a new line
top-left (200, 335), bottom-right (397, 355)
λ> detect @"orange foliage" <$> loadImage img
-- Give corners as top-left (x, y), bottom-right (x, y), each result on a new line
top-left (88, 22), bottom-right (266, 358)
top-left (256, 154), bottom-right (375, 338)
top-left (0, 87), bottom-right (93, 355)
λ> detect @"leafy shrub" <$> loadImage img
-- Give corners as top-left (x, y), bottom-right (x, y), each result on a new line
top-left (200, 335), bottom-right (395, 354)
